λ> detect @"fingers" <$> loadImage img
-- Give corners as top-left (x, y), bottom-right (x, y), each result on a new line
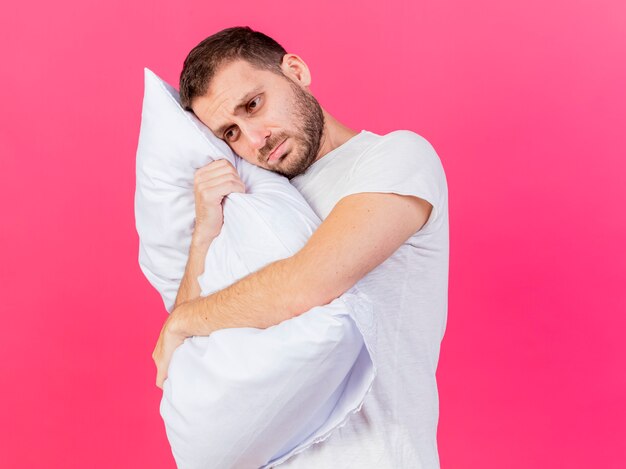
top-left (194, 180), bottom-right (245, 215)
top-left (196, 171), bottom-right (243, 189)
top-left (154, 348), bottom-right (167, 389)
top-left (194, 159), bottom-right (246, 200)
top-left (156, 370), bottom-right (165, 390)
top-left (194, 159), bottom-right (237, 182)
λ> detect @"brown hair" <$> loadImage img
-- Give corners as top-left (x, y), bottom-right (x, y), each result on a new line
top-left (179, 26), bottom-right (287, 111)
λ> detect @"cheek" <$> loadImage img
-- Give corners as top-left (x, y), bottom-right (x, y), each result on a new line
top-left (271, 99), bottom-right (297, 131)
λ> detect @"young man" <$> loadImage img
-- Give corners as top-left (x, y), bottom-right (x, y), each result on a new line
top-left (153, 26), bottom-right (449, 468)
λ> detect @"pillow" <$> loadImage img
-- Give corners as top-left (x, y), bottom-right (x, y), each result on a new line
top-left (135, 68), bottom-right (376, 468)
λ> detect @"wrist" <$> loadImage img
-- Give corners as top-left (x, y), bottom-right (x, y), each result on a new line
top-left (191, 230), bottom-right (215, 250)
top-left (168, 305), bottom-right (191, 338)
top-left (170, 300), bottom-right (213, 338)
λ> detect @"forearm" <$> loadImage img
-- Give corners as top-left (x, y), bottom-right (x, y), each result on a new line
top-left (170, 252), bottom-right (333, 337)
top-left (173, 234), bottom-right (214, 309)
top-left (167, 191), bottom-right (422, 338)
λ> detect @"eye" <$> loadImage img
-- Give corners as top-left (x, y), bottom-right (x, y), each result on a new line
top-left (247, 96), bottom-right (261, 112)
top-left (224, 96), bottom-right (262, 142)
top-left (224, 126), bottom-right (239, 142)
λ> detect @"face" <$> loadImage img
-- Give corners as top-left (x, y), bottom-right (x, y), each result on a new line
top-left (191, 59), bottom-right (325, 179)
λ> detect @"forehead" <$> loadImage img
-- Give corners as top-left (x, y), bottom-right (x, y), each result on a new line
top-left (191, 59), bottom-right (280, 135)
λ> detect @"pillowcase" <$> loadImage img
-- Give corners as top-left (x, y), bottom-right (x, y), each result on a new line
top-left (135, 68), bottom-right (376, 468)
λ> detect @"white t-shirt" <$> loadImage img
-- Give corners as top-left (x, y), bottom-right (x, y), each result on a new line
top-left (274, 129), bottom-right (449, 469)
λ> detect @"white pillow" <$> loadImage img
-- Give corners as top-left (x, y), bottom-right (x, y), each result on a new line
top-left (135, 68), bottom-right (376, 468)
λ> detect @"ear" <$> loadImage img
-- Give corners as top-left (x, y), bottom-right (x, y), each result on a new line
top-left (280, 54), bottom-right (312, 87)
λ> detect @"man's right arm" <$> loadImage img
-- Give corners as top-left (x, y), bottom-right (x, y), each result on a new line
top-left (173, 235), bottom-right (213, 309)
top-left (173, 158), bottom-right (245, 310)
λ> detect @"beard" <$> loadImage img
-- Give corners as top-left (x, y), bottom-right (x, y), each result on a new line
top-left (259, 79), bottom-right (325, 179)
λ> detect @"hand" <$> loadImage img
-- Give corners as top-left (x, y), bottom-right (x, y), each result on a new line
top-left (152, 313), bottom-right (186, 389)
top-left (192, 159), bottom-right (246, 244)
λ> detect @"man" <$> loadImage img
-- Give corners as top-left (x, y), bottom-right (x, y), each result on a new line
top-left (153, 26), bottom-right (449, 468)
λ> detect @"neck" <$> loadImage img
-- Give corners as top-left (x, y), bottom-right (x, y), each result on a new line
top-left (314, 109), bottom-right (360, 162)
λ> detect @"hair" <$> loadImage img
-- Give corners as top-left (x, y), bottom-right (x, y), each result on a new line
top-left (179, 26), bottom-right (288, 111)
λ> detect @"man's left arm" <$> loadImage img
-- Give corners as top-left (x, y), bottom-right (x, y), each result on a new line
top-left (154, 191), bottom-right (432, 387)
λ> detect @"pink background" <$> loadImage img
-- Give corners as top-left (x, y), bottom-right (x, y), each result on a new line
top-left (1, 1), bottom-right (624, 468)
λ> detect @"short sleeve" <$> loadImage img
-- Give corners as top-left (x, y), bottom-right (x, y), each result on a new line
top-left (344, 130), bottom-right (447, 233)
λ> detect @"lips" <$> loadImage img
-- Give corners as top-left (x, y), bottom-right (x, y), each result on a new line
top-left (267, 139), bottom-right (287, 163)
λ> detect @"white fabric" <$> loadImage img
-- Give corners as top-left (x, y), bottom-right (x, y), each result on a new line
top-left (274, 129), bottom-right (449, 468)
top-left (134, 68), bottom-right (376, 468)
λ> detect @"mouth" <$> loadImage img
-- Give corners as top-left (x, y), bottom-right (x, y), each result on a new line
top-left (267, 138), bottom-right (288, 163)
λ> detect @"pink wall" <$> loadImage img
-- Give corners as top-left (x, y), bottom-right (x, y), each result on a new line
top-left (1, 1), bottom-right (624, 468)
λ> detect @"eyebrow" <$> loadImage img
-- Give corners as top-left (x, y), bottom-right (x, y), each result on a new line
top-left (214, 86), bottom-right (263, 137)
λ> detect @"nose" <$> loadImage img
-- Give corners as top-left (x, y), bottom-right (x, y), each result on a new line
top-left (241, 121), bottom-right (271, 155)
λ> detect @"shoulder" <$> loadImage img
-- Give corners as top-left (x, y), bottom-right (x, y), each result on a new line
top-left (354, 129), bottom-right (443, 175)
top-left (380, 129), bottom-right (431, 144)
top-left (371, 130), bottom-right (439, 160)
top-left (344, 130), bottom-right (447, 225)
